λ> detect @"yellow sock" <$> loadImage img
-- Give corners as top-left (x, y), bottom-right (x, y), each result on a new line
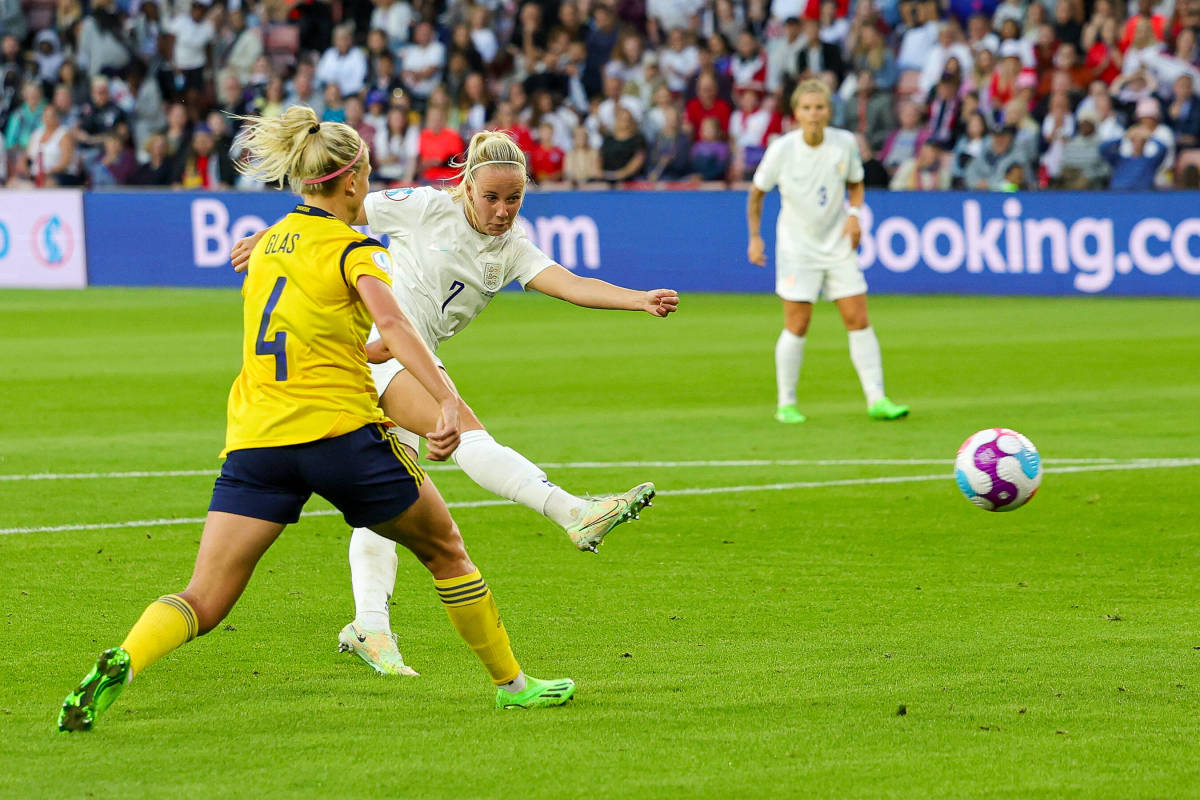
top-left (434, 570), bottom-right (521, 685)
top-left (120, 594), bottom-right (199, 678)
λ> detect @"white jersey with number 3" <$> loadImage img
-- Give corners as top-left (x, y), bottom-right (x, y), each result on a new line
top-left (752, 127), bottom-right (864, 267)
top-left (362, 187), bottom-right (555, 351)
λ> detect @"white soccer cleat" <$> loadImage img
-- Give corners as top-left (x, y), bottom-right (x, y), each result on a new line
top-left (337, 623), bottom-right (419, 676)
top-left (564, 482), bottom-right (656, 553)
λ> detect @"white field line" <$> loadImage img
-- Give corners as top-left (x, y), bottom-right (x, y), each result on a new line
top-left (0, 457), bottom-right (1152, 483)
top-left (2, 458), bottom-right (1197, 536)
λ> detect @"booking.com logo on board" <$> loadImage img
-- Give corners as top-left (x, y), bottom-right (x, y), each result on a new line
top-left (858, 198), bottom-right (1200, 293)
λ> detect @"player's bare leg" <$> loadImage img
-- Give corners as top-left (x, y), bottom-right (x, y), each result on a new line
top-left (834, 294), bottom-right (908, 420)
top-left (775, 300), bottom-right (812, 423)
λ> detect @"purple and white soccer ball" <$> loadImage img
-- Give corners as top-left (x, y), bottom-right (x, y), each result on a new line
top-left (954, 428), bottom-right (1042, 512)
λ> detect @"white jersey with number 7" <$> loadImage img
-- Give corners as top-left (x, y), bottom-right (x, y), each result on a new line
top-left (362, 186), bottom-right (555, 351)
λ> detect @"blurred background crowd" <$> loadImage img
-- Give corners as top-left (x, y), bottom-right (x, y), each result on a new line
top-left (2, 0), bottom-right (1198, 192)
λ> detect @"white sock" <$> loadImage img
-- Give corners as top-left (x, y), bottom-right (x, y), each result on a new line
top-left (848, 326), bottom-right (886, 406)
top-left (451, 429), bottom-right (585, 528)
top-left (775, 329), bottom-right (806, 407)
top-left (348, 527), bottom-right (398, 633)
top-left (499, 671), bottom-right (528, 694)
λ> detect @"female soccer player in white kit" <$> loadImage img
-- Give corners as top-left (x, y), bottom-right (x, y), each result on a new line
top-left (233, 129), bottom-right (678, 675)
top-left (746, 78), bottom-right (908, 424)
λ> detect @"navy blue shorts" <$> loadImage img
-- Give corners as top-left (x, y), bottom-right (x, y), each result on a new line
top-left (209, 424), bottom-right (425, 529)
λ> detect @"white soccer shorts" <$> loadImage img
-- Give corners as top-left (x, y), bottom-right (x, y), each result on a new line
top-left (775, 255), bottom-right (868, 303)
top-left (368, 354), bottom-right (446, 453)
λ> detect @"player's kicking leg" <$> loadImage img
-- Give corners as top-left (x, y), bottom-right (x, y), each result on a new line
top-left (380, 368), bottom-right (655, 551)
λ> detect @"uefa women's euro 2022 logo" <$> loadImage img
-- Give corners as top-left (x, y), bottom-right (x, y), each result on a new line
top-left (31, 215), bottom-right (75, 269)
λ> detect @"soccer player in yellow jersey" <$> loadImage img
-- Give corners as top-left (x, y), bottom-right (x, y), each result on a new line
top-left (58, 108), bottom-right (575, 733)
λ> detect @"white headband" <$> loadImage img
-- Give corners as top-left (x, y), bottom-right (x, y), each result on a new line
top-left (469, 159), bottom-right (525, 174)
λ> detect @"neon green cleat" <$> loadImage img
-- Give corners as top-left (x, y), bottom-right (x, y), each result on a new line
top-left (868, 397), bottom-right (910, 420)
top-left (496, 676), bottom-right (576, 709)
top-left (774, 404), bottom-right (806, 424)
top-left (565, 482), bottom-right (655, 553)
top-left (58, 647), bottom-right (132, 733)
top-left (337, 623), bottom-right (419, 676)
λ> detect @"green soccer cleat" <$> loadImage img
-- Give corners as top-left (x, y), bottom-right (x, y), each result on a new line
top-left (58, 647), bottom-right (132, 733)
top-left (337, 623), bottom-right (419, 676)
top-left (868, 397), bottom-right (910, 420)
top-left (565, 482), bottom-right (655, 553)
top-left (496, 676), bottom-right (576, 710)
top-left (774, 404), bottom-right (807, 424)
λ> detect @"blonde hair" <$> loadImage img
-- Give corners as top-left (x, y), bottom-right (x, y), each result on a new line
top-left (446, 130), bottom-right (528, 229)
top-left (791, 78), bottom-right (832, 112)
top-left (233, 105), bottom-right (364, 195)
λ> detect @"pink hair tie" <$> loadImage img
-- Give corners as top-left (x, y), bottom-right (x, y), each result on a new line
top-left (303, 140), bottom-right (365, 185)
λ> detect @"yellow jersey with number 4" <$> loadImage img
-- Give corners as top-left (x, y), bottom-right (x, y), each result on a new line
top-left (223, 204), bottom-right (394, 455)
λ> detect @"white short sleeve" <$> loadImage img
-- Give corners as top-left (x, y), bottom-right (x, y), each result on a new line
top-left (752, 136), bottom-right (786, 193)
top-left (845, 133), bottom-right (865, 183)
top-left (504, 233), bottom-right (556, 288)
top-left (363, 186), bottom-right (434, 238)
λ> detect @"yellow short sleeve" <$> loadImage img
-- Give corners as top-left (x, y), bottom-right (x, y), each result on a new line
top-left (340, 238), bottom-right (393, 289)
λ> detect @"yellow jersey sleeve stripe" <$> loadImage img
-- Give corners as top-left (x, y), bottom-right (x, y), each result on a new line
top-left (340, 237), bottom-right (390, 289)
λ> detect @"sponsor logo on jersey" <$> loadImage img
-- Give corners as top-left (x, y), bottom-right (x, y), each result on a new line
top-left (481, 261), bottom-right (503, 292)
top-left (384, 188), bottom-right (415, 201)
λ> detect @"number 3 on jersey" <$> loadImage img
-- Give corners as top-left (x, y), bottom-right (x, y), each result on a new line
top-left (817, 186), bottom-right (828, 206)
top-left (442, 280), bottom-right (465, 313)
top-left (256, 276), bottom-right (288, 381)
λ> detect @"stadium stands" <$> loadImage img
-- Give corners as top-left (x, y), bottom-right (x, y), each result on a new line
top-left (2, 0), bottom-right (1199, 192)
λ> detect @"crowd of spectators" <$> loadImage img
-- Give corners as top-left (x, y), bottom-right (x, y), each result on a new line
top-left (2, 0), bottom-right (1199, 192)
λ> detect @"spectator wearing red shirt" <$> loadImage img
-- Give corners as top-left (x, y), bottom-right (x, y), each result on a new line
top-left (530, 122), bottom-right (565, 181)
top-left (1120, 0), bottom-right (1166, 52)
top-left (685, 72), bottom-right (732, 135)
top-left (418, 105), bottom-right (466, 184)
top-left (488, 101), bottom-right (536, 153)
top-left (1084, 17), bottom-right (1123, 85)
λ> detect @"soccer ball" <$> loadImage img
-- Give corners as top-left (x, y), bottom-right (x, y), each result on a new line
top-left (954, 428), bottom-right (1042, 512)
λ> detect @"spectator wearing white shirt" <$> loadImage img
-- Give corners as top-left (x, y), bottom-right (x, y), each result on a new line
top-left (401, 21), bottom-right (447, 106)
top-left (730, 30), bottom-right (768, 88)
top-left (468, 4), bottom-right (500, 65)
top-left (766, 16), bottom-right (805, 91)
top-left (372, 0), bottom-right (414, 50)
top-left (216, 7), bottom-right (261, 85)
top-left (647, 0), bottom-right (706, 43)
top-left (596, 74), bottom-right (645, 135)
top-left (918, 21), bottom-right (974, 96)
top-left (165, 0), bottom-right (216, 97)
top-left (896, 0), bottom-right (941, 71)
top-left (768, 0), bottom-right (806, 25)
top-left (316, 25), bottom-right (369, 100)
top-left (659, 27), bottom-right (700, 93)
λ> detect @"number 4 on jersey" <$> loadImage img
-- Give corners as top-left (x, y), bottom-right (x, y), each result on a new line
top-left (256, 276), bottom-right (289, 381)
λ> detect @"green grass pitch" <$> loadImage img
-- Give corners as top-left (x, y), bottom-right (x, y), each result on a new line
top-left (1, 288), bottom-right (1198, 799)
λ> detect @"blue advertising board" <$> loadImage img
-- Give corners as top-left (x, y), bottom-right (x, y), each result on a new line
top-left (83, 190), bottom-right (1200, 296)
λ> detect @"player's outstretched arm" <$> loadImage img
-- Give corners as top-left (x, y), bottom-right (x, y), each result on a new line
top-left (357, 275), bottom-right (460, 453)
top-left (526, 265), bottom-right (679, 317)
top-left (746, 186), bottom-right (768, 266)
